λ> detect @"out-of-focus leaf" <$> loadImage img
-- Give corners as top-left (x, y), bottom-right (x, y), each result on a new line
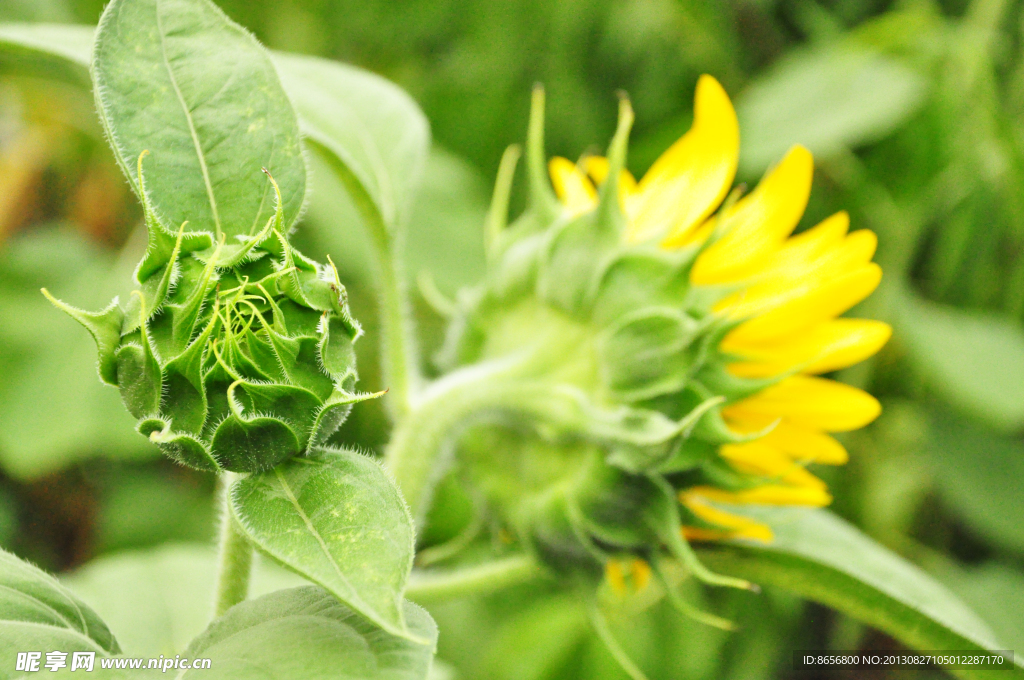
top-left (92, 0), bottom-right (306, 238)
top-left (696, 507), bottom-right (1020, 679)
top-left (183, 586), bottom-right (437, 680)
top-left (0, 547), bottom-right (120, 660)
top-left (898, 292), bottom-right (1024, 431)
top-left (479, 595), bottom-right (588, 680)
top-left (931, 561), bottom-right (1024, 662)
top-left (0, 22), bottom-right (90, 83)
top-left (736, 46), bottom-right (927, 174)
top-left (230, 448), bottom-right (417, 640)
top-left (926, 416), bottom-right (1024, 553)
top-left (274, 52), bottom-right (429, 235)
top-left (62, 544), bottom-right (307, 657)
top-left (0, 228), bottom-right (154, 479)
top-left (93, 470), bottom-right (214, 553)
top-left (405, 147), bottom-right (488, 295)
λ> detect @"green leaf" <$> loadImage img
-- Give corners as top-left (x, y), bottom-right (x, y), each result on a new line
top-left (0, 22), bottom-right (91, 84)
top-left (696, 507), bottom-right (1022, 680)
top-left (273, 52), bottom-right (430, 234)
top-left (928, 560), bottom-right (1024, 662)
top-left (0, 23), bottom-right (430, 239)
top-left (92, 0), bottom-right (306, 238)
top-left (926, 416), bottom-right (1024, 554)
top-left (182, 586), bottom-right (436, 680)
top-left (0, 547), bottom-right (120, 660)
top-left (898, 292), bottom-right (1024, 431)
top-left (230, 448), bottom-right (417, 640)
top-left (62, 544), bottom-right (308, 657)
top-left (736, 45), bottom-right (926, 175)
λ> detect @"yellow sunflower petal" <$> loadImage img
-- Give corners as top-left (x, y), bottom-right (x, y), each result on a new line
top-left (724, 318), bottom-right (893, 377)
top-left (724, 375), bottom-right (881, 432)
top-left (722, 262), bottom-right (882, 346)
top-left (628, 75), bottom-right (739, 245)
top-left (549, 156), bottom-right (596, 216)
top-left (689, 145), bottom-right (814, 284)
top-left (680, 491), bottom-right (774, 542)
top-left (724, 415), bottom-right (848, 464)
top-left (720, 440), bottom-right (828, 489)
top-left (689, 484), bottom-right (832, 507)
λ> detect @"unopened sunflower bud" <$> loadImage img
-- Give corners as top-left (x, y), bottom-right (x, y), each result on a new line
top-left (45, 157), bottom-right (375, 473)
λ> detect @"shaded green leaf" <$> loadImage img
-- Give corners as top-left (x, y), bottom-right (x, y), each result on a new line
top-left (183, 586), bottom-right (436, 680)
top-left (696, 507), bottom-right (1021, 680)
top-left (899, 292), bottom-right (1024, 431)
top-left (230, 448), bottom-right (417, 640)
top-left (926, 415), bottom-right (1024, 554)
top-left (92, 0), bottom-right (306, 238)
top-left (273, 52), bottom-right (430, 233)
top-left (62, 544), bottom-right (308, 657)
top-left (0, 547), bottom-right (120, 661)
top-left (737, 46), bottom-right (926, 174)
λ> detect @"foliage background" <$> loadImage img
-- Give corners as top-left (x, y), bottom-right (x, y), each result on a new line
top-left (0, 0), bottom-right (1023, 677)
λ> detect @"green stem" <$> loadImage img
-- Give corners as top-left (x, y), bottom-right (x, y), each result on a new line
top-left (213, 473), bottom-right (253, 617)
top-left (406, 555), bottom-right (543, 604)
top-left (384, 356), bottom-right (540, 524)
top-left (371, 232), bottom-right (419, 420)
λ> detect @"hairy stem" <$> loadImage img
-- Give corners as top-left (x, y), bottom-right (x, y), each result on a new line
top-left (384, 356), bottom-right (540, 524)
top-left (372, 234), bottom-right (419, 420)
top-left (213, 473), bottom-right (253, 617)
top-left (406, 554), bottom-right (543, 604)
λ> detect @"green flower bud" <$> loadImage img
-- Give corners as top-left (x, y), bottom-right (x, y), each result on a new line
top-left (45, 155), bottom-right (375, 473)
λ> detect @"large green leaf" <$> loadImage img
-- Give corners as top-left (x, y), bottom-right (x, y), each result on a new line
top-left (0, 548), bottom-right (120, 666)
top-left (898, 292), bottom-right (1024, 431)
top-left (926, 416), bottom-right (1024, 554)
top-left (182, 586), bottom-right (436, 680)
top-left (92, 0), bottom-right (306, 238)
top-left (62, 544), bottom-right (308, 657)
top-left (695, 507), bottom-right (1021, 680)
top-left (274, 52), bottom-right (430, 235)
top-left (736, 45), bottom-right (926, 175)
top-left (0, 22), bottom-right (429, 238)
top-left (230, 448), bottom-right (417, 640)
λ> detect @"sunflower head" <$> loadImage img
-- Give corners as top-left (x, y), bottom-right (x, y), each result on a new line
top-left (45, 156), bottom-right (372, 473)
top-left (441, 77), bottom-right (890, 585)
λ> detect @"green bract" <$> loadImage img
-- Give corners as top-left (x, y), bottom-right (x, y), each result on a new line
top-left (45, 158), bottom-right (372, 473)
top-left (429, 93), bottom-right (771, 580)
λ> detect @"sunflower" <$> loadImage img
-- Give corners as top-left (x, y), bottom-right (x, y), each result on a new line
top-left (546, 75), bottom-right (891, 543)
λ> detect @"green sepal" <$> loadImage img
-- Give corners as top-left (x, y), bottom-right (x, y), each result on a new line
top-left (161, 311), bottom-right (220, 434)
top-left (536, 210), bottom-right (617, 316)
top-left (139, 416), bottom-right (222, 471)
top-left (166, 249), bottom-right (221, 351)
top-left (124, 222), bottom-right (188, 334)
top-left (696, 360), bottom-right (783, 403)
top-left (41, 290), bottom-right (123, 386)
top-left (597, 306), bottom-right (700, 401)
top-left (319, 316), bottom-right (358, 379)
top-left (210, 381), bottom-right (303, 472)
top-left (308, 388), bottom-right (386, 448)
top-left (232, 379), bottom-right (324, 442)
top-left (571, 460), bottom-right (664, 550)
top-left (588, 247), bottom-right (696, 328)
top-left (263, 326), bottom-right (334, 400)
top-left (115, 294), bottom-right (163, 418)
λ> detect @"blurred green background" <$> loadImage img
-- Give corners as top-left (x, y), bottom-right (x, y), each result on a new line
top-left (1, 0), bottom-right (1023, 678)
